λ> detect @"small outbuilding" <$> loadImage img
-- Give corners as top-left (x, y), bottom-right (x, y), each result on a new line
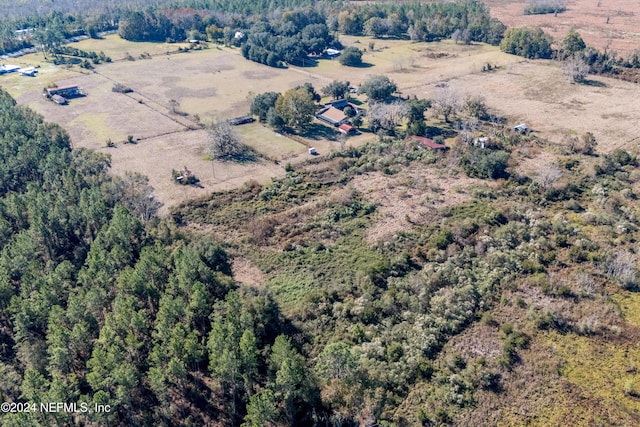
top-left (514, 123), bottom-right (528, 133)
top-left (0, 64), bottom-right (20, 74)
top-left (18, 67), bottom-right (37, 77)
top-left (325, 48), bottom-right (341, 57)
top-left (46, 85), bottom-right (83, 98)
top-left (229, 115), bottom-right (255, 126)
top-left (410, 135), bottom-right (448, 150)
top-left (51, 95), bottom-right (67, 105)
top-left (339, 123), bottom-right (356, 135)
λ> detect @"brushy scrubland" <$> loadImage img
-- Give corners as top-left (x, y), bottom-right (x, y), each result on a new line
top-left (172, 120), bottom-right (640, 424)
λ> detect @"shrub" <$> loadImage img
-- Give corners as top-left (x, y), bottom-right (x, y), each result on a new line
top-left (460, 149), bottom-right (510, 179)
top-left (112, 82), bottom-right (133, 93)
top-left (339, 46), bottom-right (363, 66)
top-left (430, 229), bottom-right (454, 250)
top-left (500, 26), bottom-right (553, 59)
top-left (604, 251), bottom-right (638, 290)
top-left (524, 0), bottom-right (567, 15)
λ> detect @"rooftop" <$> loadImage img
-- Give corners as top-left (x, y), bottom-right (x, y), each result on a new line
top-left (317, 107), bottom-right (347, 125)
top-left (409, 135), bottom-right (448, 150)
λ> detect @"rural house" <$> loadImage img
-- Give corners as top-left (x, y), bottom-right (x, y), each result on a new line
top-left (316, 106), bottom-right (348, 126)
top-left (325, 99), bottom-right (365, 115)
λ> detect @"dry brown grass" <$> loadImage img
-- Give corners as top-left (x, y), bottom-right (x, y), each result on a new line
top-left (408, 60), bottom-right (640, 154)
top-left (350, 167), bottom-right (483, 244)
top-left (231, 256), bottom-right (266, 287)
top-left (102, 129), bottom-right (285, 216)
top-left (483, 0), bottom-right (640, 55)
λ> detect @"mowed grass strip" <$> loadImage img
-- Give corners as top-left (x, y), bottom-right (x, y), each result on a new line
top-left (235, 122), bottom-right (307, 160)
top-left (71, 33), bottom-right (192, 60)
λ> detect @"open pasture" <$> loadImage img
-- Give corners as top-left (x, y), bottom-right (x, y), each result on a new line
top-left (409, 59), bottom-right (640, 153)
top-left (99, 47), bottom-right (328, 120)
top-left (5, 33), bottom-right (640, 211)
top-left (483, 0), bottom-right (640, 54)
top-left (302, 36), bottom-right (524, 89)
top-left (74, 33), bottom-right (192, 60)
top-left (102, 129), bottom-right (286, 216)
top-left (235, 122), bottom-right (307, 160)
top-left (4, 41), bottom-right (348, 210)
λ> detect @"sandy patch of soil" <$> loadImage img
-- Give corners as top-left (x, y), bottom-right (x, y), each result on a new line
top-left (231, 257), bottom-right (266, 287)
top-left (351, 167), bottom-right (485, 243)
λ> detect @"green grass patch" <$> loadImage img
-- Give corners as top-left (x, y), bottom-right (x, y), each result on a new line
top-left (235, 122), bottom-right (306, 160)
top-left (612, 292), bottom-right (640, 328)
top-left (71, 34), bottom-right (191, 60)
top-left (258, 235), bottom-right (388, 312)
top-left (69, 112), bottom-right (123, 143)
top-left (544, 330), bottom-right (640, 421)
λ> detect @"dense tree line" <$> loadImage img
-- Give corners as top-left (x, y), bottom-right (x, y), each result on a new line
top-left (337, 0), bottom-right (506, 45)
top-left (1, 0), bottom-right (507, 66)
top-left (240, 9), bottom-right (336, 67)
top-left (0, 88), bottom-right (316, 426)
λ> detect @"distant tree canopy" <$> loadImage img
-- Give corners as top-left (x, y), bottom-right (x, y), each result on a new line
top-left (524, 0), bottom-right (567, 15)
top-left (118, 10), bottom-right (185, 42)
top-left (358, 75), bottom-right (398, 103)
top-left (250, 91), bottom-right (280, 121)
top-left (241, 10), bottom-right (335, 67)
top-left (560, 29), bottom-right (587, 59)
top-left (500, 26), bottom-right (553, 59)
top-left (0, 0), bottom-right (509, 60)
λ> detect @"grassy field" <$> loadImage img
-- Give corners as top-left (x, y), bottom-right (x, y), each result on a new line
top-left (3, 33), bottom-right (639, 211)
top-left (75, 34), bottom-right (192, 60)
top-left (482, 0), bottom-right (640, 55)
top-left (235, 122), bottom-right (307, 160)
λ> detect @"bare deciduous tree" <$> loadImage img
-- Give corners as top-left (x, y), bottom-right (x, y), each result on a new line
top-left (534, 163), bottom-right (563, 189)
top-left (207, 120), bottom-right (243, 161)
top-left (434, 86), bottom-right (461, 122)
top-left (605, 251), bottom-right (638, 289)
top-left (368, 101), bottom-right (409, 132)
top-left (457, 117), bottom-right (479, 143)
top-left (104, 172), bottom-right (162, 221)
top-left (563, 56), bottom-right (590, 83)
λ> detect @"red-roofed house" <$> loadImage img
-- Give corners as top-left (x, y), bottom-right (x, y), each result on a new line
top-left (339, 123), bottom-right (355, 135)
top-left (409, 135), bottom-right (448, 150)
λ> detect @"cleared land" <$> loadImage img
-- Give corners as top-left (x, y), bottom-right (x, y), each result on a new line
top-left (309, 35), bottom-right (640, 152)
top-left (3, 37), bottom-right (345, 211)
top-left (2, 34), bottom-right (639, 212)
